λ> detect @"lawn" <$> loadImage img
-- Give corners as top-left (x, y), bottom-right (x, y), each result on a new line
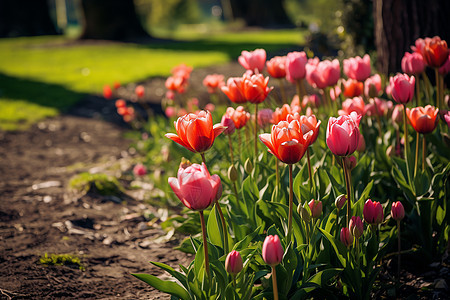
top-left (0, 29), bottom-right (305, 130)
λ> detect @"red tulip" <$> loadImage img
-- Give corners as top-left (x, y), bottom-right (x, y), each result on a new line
top-left (103, 85), bottom-right (112, 99)
top-left (349, 216), bottom-right (364, 239)
top-left (391, 201), bottom-right (405, 221)
top-left (165, 75), bottom-right (187, 94)
top-left (271, 104), bottom-right (292, 124)
top-left (340, 227), bottom-right (354, 247)
top-left (363, 199), bottom-right (384, 225)
top-left (135, 85), bottom-right (145, 98)
top-left (308, 199), bottom-right (322, 218)
top-left (422, 36), bottom-right (449, 68)
top-left (266, 56), bottom-right (287, 78)
top-left (243, 73), bottom-right (273, 104)
top-left (342, 79), bottom-right (364, 98)
top-left (364, 74), bottom-right (382, 98)
top-left (259, 119), bottom-right (313, 164)
top-left (389, 73), bottom-right (415, 104)
top-left (133, 163), bottom-right (147, 177)
top-left (113, 81), bottom-right (121, 89)
top-left (339, 97), bottom-right (365, 116)
top-left (262, 235), bottom-right (284, 267)
top-left (343, 54), bottom-right (371, 82)
top-left (171, 63), bottom-right (192, 80)
top-left (226, 106), bottom-right (251, 129)
top-left (406, 105), bottom-right (439, 134)
top-left (168, 162), bottom-right (221, 211)
top-left (203, 74), bottom-right (225, 94)
top-left (225, 250), bottom-right (243, 275)
top-left (115, 99), bottom-right (126, 108)
top-left (238, 49), bottom-right (266, 73)
top-left (165, 110), bottom-right (226, 153)
top-left (326, 112), bottom-right (361, 157)
top-left (221, 77), bottom-right (246, 104)
top-left (401, 52), bottom-right (425, 75)
top-left (287, 113), bottom-right (321, 145)
top-left (285, 51), bottom-right (308, 83)
top-left (306, 59), bottom-right (340, 89)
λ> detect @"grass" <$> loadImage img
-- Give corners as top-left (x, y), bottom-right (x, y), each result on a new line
top-left (0, 28), bottom-right (305, 130)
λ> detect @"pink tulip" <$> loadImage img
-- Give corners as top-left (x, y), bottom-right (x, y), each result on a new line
top-left (363, 199), bottom-right (384, 225)
top-left (391, 104), bottom-right (403, 125)
top-left (306, 59), bottom-right (340, 89)
top-left (168, 163), bottom-right (221, 211)
top-left (343, 54), bottom-right (371, 81)
top-left (262, 235), bottom-right (284, 267)
top-left (364, 74), bottom-right (382, 98)
top-left (439, 53), bottom-right (450, 75)
top-left (133, 163), bottom-right (147, 177)
top-left (135, 85), bottom-right (145, 98)
top-left (391, 201), bottom-right (405, 221)
top-left (238, 49), bottom-right (267, 73)
top-left (340, 227), bottom-right (353, 247)
top-left (258, 108), bottom-right (274, 127)
top-left (308, 200), bottom-right (322, 218)
top-left (364, 98), bottom-right (389, 117)
top-left (444, 111), bottom-right (450, 129)
top-left (225, 250), bottom-right (243, 275)
top-left (302, 94), bottom-right (320, 108)
top-left (356, 132), bottom-right (366, 152)
top-left (401, 52), bottom-right (425, 75)
top-left (339, 97), bottom-right (365, 116)
top-left (349, 216), bottom-right (364, 239)
top-left (389, 74), bottom-right (415, 104)
top-left (326, 112), bottom-right (361, 156)
top-left (330, 85), bottom-right (342, 101)
top-left (285, 51), bottom-right (308, 83)
top-left (266, 56), bottom-right (287, 78)
top-left (335, 194), bottom-right (347, 210)
top-left (221, 114), bottom-right (236, 135)
top-left (203, 74), bottom-right (225, 94)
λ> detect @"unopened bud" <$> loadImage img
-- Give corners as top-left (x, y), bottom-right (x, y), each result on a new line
top-left (228, 165), bottom-right (238, 182)
top-left (335, 194), bottom-right (347, 210)
top-left (179, 158), bottom-right (192, 170)
top-left (299, 204), bottom-right (311, 223)
top-left (244, 158), bottom-right (253, 173)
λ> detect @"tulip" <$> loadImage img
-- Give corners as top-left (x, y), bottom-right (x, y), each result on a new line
top-left (221, 114), bottom-right (235, 136)
top-left (259, 120), bottom-right (312, 164)
top-left (133, 163), bottom-right (147, 177)
top-left (204, 103), bottom-right (215, 112)
top-left (301, 94), bottom-right (320, 108)
top-left (225, 250), bottom-right (243, 275)
top-left (165, 110), bottom-right (226, 154)
top-left (401, 52), bottom-right (425, 75)
top-left (262, 235), bottom-right (283, 267)
top-left (115, 99), bottom-right (126, 108)
top-left (221, 77), bottom-right (246, 104)
top-left (326, 112), bottom-right (361, 157)
top-left (344, 156), bottom-right (357, 170)
top-left (389, 74), bottom-right (415, 104)
top-left (356, 132), bottom-right (366, 152)
top-left (422, 36), bottom-right (449, 68)
top-left (168, 162), bottom-right (221, 211)
top-left (165, 75), bottom-right (187, 94)
top-left (203, 74), bottom-right (225, 94)
top-left (308, 200), bottom-right (322, 218)
top-left (266, 56), bottom-right (287, 78)
top-left (391, 104), bottom-right (403, 125)
top-left (271, 104), bottom-right (292, 125)
top-left (287, 113), bottom-right (321, 145)
top-left (285, 51), bottom-right (308, 83)
top-left (363, 199), bottom-right (384, 225)
top-left (339, 97), bottom-right (365, 116)
top-left (343, 54), bottom-right (371, 82)
top-left (171, 63), bottom-right (192, 79)
top-left (343, 79), bottom-right (364, 98)
top-left (135, 85), bottom-right (145, 98)
top-left (258, 108), bottom-right (274, 128)
top-left (340, 227), bottom-right (354, 247)
top-left (391, 201), bottom-right (405, 221)
top-left (113, 81), bottom-right (121, 90)
top-left (349, 216), bottom-right (364, 239)
top-left (364, 74), bottom-right (382, 98)
top-left (364, 98), bottom-right (389, 117)
top-left (406, 105), bottom-right (439, 134)
top-left (335, 194), bottom-right (347, 210)
top-left (103, 85), bottom-right (112, 99)
top-left (238, 48), bottom-right (267, 73)
top-left (243, 73), bottom-right (273, 104)
top-left (439, 53), bottom-right (450, 75)
top-left (226, 106), bottom-right (251, 129)
top-left (306, 59), bottom-right (341, 89)
top-left (330, 85), bottom-right (342, 101)
top-left (444, 111), bottom-right (450, 129)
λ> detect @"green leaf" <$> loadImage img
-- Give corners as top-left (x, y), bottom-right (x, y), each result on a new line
top-left (307, 267), bottom-right (343, 287)
top-left (318, 227), bottom-right (346, 268)
top-left (352, 180), bottom-right (373, 217)
top-left (132, 273), bottom-right (191, 300)
top-left (150, 262), bottom-right (188, 289)
top-left (207, 205), bottom-right (223, 249)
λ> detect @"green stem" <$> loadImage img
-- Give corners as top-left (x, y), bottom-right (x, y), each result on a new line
top-left (228, 134), bottom-right (234, 164)
top-left (397, 220), bottom-right (401, 285)
top-left (199, 211), bottom-right (210, 278)
top-left (402, 104), bottom-right (411, 184)
top-left (435, 68), bottom-right (440, 109)
top-left (422, 135), bottom-right (426, 171)
top-left (254, 103), bottom-right (259, 161)
top-left (296, 79), bottom-right (304, 102)
top-left (237, 130), bottom-right (242, 156)
top-left (414, 131), bottom-right (419, 178)
top-left (422, 72), bottom-right (431, 103)
top-left (275, 159), bottom-right (279, 202)
top-left (287, 164), bottom-right (293, 244)
top-left (415, 76), bottom-right (421, 107)
top-left (233, 275), bottom-right (237, 288)
top-left (271, 266), bottom-right (279, 300)
top-left (343, 159), bottom-right (351, 225)
top-left (278, 79), bottom-right (286, 104)
top-left (200, 153), bottom-right (206, 165)
top-left (307, 148), bottom-right (314, 191)
top-left (215, 199), bottom-right (229, 254)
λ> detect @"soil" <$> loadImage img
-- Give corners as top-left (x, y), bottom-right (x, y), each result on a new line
top-left (1, 61), bottom-right (449, 299)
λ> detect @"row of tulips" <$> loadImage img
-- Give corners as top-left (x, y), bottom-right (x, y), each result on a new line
top-left (130, 37), bottom-right (450, 299)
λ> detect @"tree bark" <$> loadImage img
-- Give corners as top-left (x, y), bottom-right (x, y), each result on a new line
top-left (374, 0), bottom-right (450, 75)
top-left (79, 0), bottom-right (150, 40)
top-left (0, 0), bottom-right (58, 37)
top-left (228, 0), bottom-right (293, 27)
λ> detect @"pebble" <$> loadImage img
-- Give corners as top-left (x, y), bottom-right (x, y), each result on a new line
top-left (103, 236), bottom-right (114, 245)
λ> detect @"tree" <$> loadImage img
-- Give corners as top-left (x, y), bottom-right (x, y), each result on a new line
top-left (373, 0), bottom-right (450, 75)
top-left (0, 0), bottom-right (58, 38)
top-left (80, 0), bottom-right (150, 40)
top-left (227, 0), bottom-right (293, 27)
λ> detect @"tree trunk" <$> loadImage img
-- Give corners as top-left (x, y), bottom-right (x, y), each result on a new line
top-left (228, 0), bottom-right (293, 27)
top-left (0, 0), bottom-right (58, 37)
top-left (374, 0), bottom-right (450, 75)
top-left (80, 0), bottom-right (150, 40)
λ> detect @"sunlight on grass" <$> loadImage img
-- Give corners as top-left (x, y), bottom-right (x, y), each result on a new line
top-left (0, 98), bottom-right (58, 130)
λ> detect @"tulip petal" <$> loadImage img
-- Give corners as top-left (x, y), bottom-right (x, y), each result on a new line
top-left (165, 133), bottom-right (195, 152)
top-left (259, 133), bottom-right (277, 156)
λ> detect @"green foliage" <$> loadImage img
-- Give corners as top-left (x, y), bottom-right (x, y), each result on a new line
top-left (39, 253), bottom-right (85, 271)
top-left (68, 172), bottom-right (124, 197)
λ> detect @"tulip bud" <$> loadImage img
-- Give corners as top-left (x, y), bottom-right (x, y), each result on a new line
top-left (133, 163), bottom-right (147, 177)
top-left (298, 204), bottom-right (311, 223)
top-left (335, 194), bottom-right (347, 210)
top-left (225, 250), bottom-right (243, 275)
top-left (228, 165), bottom-right (238, 182)
top-left (340, 227), bottom-right (354, 247)
top-left (349, 216), bottom-right (364, 239)
top-left (262, 235), bottom-right (284, 267)
top-left (179, 158), bottom-right (192, 170)
top-left (244, 158), bottom-right (253, 173)
top-left (357, 132), bottom-right (366, 152)
top-left (308, 200), bottom-right (322, 218)
top-left (363, 199), bottom-right (384, 225)
top-left (344, 156), bottom-right (357, 170)
top-left (391, 201), bottom-right (405, 221)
